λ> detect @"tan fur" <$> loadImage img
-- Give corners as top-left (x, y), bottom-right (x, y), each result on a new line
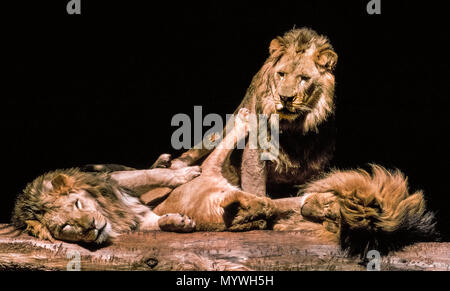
top-left (153, 108), bottom-right (280, 231)
top-left (168, 28), bottom-right (338, 198)
top-left (11, 167), bottom-right (198, 245)
top-left (158, 28), bottom-right (436, 255)
top-left (299, 165), bottom-right (436, 255)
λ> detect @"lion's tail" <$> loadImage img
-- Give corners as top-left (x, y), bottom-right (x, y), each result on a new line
top-left (302, 164), bottom-right (437, 256)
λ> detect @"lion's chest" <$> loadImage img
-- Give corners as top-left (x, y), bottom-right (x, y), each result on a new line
top-left (263, 128), bottom-right (335, 197)
top-left (266, 159), bottom-right (312, 188)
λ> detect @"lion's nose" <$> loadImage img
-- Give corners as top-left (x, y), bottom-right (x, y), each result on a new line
top-left (280, 95), bottom-right (296, 102)
top-left (79, 215), bottom-right (97, 230)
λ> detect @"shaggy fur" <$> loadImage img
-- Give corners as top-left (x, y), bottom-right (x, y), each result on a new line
top-left (11, 167), bottom-right (197, 245)
top-left (153, 108), bottom-right (280, 231)
top-left (300, 165), bottom-right (437, 255)
top-left (160, 28), bottom-right (436, 255)
top-left (10, 28), bottom-right (436, 255)
top-left (169, 27), bottom-right (338, 197)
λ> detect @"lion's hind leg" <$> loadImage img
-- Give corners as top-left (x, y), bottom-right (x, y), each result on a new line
top-left (220, 190), bottom-right (277, 231)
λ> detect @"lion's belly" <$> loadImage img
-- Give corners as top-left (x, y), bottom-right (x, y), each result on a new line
top-left (153, 177), bottom-right (232, 231)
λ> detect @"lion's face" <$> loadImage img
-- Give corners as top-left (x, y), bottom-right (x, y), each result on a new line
top-left (12, 169), bottom-right (140, 245)
top-left (256, 28), bottom-right (338, 132)
top-left (271, 51), bottom-right (323, 121)
top-left (42, 188), bottom-right (112, 244)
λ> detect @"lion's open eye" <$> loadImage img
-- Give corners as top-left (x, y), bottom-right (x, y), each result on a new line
top-left (300, 75), bottom-right (311, 82)
top-left (278, 72), bottom-right (286, 78)
top-left (75, 199), bottom-right (82, 210)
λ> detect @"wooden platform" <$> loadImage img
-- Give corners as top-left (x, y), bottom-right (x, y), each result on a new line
top-left (0, 226), bottom-right (449, 271)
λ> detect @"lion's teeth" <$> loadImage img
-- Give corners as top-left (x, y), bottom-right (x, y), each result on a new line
top-left (276, 104), bottom-right (284, 110)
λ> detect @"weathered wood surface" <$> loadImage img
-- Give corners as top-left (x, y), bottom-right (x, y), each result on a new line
top-left (0, 225), bottom-right (449, 271)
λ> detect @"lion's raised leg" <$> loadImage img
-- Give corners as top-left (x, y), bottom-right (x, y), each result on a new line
top-left (110, 166), bottom-right (201, 196)
top-left (241, 145), bottom-right (267, 197)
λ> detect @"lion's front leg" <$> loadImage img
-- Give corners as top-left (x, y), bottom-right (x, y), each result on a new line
top-left (110, 166), bottom-right (201, 195)
top-left (241, 145), bottom-right (267, 197)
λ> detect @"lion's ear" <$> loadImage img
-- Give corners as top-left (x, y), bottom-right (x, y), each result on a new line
top-left (51, 174), bottom-right (70, 190)
top-left (269, 38), bottom-right (283, 55)
top-left (316, 49), bottom-right (338, 71)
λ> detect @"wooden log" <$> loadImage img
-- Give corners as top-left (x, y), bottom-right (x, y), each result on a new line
top-left (0, 224), bottom-right (448, 271)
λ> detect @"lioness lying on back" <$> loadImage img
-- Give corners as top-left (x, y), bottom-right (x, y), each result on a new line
top-left (10, 162), bottom-right (201, 244)
top-left (9, 109), bottom-right (278, 244)
top-left (153, 108), bottom-right (280, 231)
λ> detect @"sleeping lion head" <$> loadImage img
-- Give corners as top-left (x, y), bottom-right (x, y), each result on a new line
top-left (11, 169), bottom-right (141, 245)
top-left (256, 28), bottom-right (338, 133)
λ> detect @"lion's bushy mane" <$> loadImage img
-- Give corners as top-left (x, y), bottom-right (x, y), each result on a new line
top-left (11, 168), bottom-right (141, 235)
top-left (301, 164), bottom-right (437, 256)
top-left (251, 28), bottom-right (336, 134)
top-left (239, 28), bottom-right (337, 173)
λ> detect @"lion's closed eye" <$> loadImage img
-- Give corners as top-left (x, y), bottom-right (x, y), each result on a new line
top-left (75, 199), bottom-right (82, 210)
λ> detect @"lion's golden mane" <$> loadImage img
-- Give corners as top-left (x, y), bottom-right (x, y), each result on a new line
top-left (11, 168), bottom-right (147, 244)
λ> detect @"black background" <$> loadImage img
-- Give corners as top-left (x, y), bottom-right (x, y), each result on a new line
top-left (3, 1), bottom-right (449, 239)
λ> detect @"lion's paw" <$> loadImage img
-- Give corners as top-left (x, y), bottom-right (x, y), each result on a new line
top-left (220, 191), bottom-right (275, 227)
top-left (152, 153), bottom-right (172, 168)
top-left (301, 192), bottom-right (340, 223)
top-left (158, 214), bottom-right (196, 233)
top-left (169, 158), bottom-right (190, 170)
top-left (169, 166), bottom-right (201, 186)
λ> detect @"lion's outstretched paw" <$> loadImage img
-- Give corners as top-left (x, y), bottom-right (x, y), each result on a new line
top-left (169, 158), bottom-right (190, 170)
top-left (169, 166), bottom-right (201, 187)
top-left (301, 192), bottom-right (340, 226)
top-left (152, 153), bottom-right (172, 168)
top-left (158, 214), bottom-right (196, 233)
top-left (220, 191), bottom-right (274, 228)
